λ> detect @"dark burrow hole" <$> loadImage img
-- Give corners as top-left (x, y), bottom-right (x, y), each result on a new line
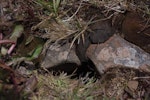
top-left (47, 60), bottom-right (100, 79)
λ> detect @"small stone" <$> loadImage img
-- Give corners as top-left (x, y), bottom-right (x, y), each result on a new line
top-left (41, 43), bottom-right (81, 68)
top-left (127, 81), bottom-right (139, 91)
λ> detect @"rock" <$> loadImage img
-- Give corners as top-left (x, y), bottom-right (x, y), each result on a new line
top-left (86, 34), bottom-right (150, 74)
top-left (76, 20), bottom-right (115, 62)
top-left (41, 43), bottom-right (81, 68)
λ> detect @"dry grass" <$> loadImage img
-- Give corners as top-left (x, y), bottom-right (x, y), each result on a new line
top-left (32, 0), bottom-right (150, 47)
top-left (0, 0), bottom-right (149, 99)
top-left (23, 0), bottom-right (150, 99)
top-left (28, 67), bottom-right (150, 100)
top-left (30, 72), bottom-right (100, 100)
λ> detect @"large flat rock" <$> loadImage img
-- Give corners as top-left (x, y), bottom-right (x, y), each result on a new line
top-left (86, 35), bottom-right (150, 74)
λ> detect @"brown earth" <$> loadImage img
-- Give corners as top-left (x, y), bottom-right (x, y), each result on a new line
top-left (0, 0), bottom-right (150, 99)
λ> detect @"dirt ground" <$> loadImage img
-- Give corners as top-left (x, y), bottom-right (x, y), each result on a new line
top-left (0, 0), bottom-right (150, 100)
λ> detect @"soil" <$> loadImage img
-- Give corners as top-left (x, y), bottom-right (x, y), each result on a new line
top-left (0, 0), bottom-right (149, 99)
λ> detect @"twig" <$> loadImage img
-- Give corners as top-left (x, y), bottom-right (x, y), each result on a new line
top-left (7, 44), bottom-right (16, 54)
top-left (133, 76), bottom-right (150, 80)
top-left (0, 40), bottom-right (15, 44)
top-left (70, 17), bottom-right (93, 49)
top-left (89, 13), bottom-right (114, 25)
top-left (63, 0), bottom-right (83, 22)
